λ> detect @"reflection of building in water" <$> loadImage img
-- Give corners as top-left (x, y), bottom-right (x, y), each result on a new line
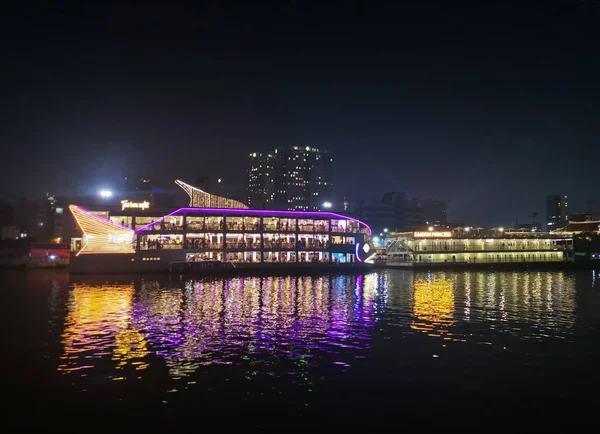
top-left (58, 284), bottom-right (147, 373)
top-left (406, 271), bottom-right (577, 343)
top-left (453, 271), bottom-right (576, 331)
top-left (59, 275), bottom-right (377, 380)
top-left (411, 276), bottom-right (454, 337)
top-left (130, 275), bottom-right (376, 379)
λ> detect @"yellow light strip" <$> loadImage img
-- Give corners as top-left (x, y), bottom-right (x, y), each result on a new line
top-left (70, 205), bottom-right (135, 255)
top-left (175, 179), bottom-right (249, 209)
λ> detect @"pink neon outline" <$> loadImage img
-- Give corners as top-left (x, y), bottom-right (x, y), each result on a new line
top-left (133, 207), bottom-right (372, 235)
top-left (70, 206), bottom-right (135, 232)
top-left (355, 242), bottom-right (362, 262)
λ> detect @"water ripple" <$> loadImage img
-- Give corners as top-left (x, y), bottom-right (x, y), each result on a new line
top-left (53, 270), bottom-right (595, 395)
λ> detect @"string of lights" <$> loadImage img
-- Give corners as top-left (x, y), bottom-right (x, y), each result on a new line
top-left (175, 179), bottom-right (249, 209)
top-left (69, 206), bottom-right (135, 255)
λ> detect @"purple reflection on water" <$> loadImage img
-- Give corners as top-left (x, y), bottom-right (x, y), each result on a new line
top-left (61, 275), bottom-right (377, 379)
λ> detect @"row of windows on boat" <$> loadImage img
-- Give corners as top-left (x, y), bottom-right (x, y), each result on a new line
top-left (140, 237), bottom-right (355, 250)
top-left (115, 218), bottom-right (362, 233)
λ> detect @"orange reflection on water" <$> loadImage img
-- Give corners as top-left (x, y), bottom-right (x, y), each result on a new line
top-left (58, 283), bottom-right (147, 373)
top-left (411, 277), bottom-right (454, 338)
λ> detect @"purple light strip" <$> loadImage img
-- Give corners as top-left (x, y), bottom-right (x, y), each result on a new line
top-left (356, 242), bottom-right (362, 262)
top-left (133, 207), bottom-right (372, 235)
top-left (70, 206), bottom-right (135, 232)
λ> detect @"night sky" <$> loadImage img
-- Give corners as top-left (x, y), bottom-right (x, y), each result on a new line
top-left (2, 2), bottom-right (599, 227)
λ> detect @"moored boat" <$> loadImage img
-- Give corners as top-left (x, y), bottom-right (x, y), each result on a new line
top-left (69, 180), bottom-right (376, 274)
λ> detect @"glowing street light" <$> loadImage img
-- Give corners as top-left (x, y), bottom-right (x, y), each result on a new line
top-left (99, 189), bottom-right (113, 198)
top-left (384, 228), bottom-right (388, 233)
top-left (322, 201), bottom-right (332, 209)
top-left (428, 226), bottom-right (434, 232)
top-left (498, 227), bottom-right (504, 233)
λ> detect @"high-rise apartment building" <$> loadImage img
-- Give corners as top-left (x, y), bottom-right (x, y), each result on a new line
top-left (247, 146), bottom-right (333, 211)
top-left (246, 152), bottom-right (276, 209)
top-left (546, 194), bottom-right (568, 230)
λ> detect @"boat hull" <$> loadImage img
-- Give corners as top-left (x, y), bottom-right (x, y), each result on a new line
top-left (69, 251), bottom-right (372, 274)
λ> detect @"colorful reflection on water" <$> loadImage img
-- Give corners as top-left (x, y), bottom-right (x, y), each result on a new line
top-left (411, 276), bottom-right (454, 338)
top-left (55, 270), bottom-right (583, 397)
top-left (59, 284), bottom-right (148, 374)
top-left (59, 274), bottom-right (378, 381)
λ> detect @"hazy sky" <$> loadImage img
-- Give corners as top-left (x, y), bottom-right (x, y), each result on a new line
top-left (2, 2), bottom-right (599, 226)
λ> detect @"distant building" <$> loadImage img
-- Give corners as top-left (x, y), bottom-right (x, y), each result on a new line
top-left (12, 198), bottom-right (36, 236)
top-left (49, 196), bottom-right (84, 243)
top-left (355, 201), bottom-right (395, 236)
top-left (52, 202), bottom-right (67, 242)
top-left (32, 194), bottom-right (99, 244)
top-left (246, 146), bottom-right (334, 211)
top-left (246, 152), bottom-right (276, 209)
top-left (419, 199), bottom-right (447, 226)
top-left (357, 192), bottom-right (435, 235)
top-left (0, 200), bottom-right (14, 227)
top-left (1, 225), bottom-right (20, 240)
top-left (33, 194), bottom-right (58, 241)
top-left (380, 192), bottom-right (425, 231)
top-left (546, 194), bottom-right (568, 230)
top-left (587, 199), bottom-right (600, 218)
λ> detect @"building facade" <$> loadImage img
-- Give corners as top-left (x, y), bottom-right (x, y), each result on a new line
top-left (546, 194), bottom-right (568, 230)
top-left (1, 225), bottom-right (20, 240)
top-left (246, 152), bottom-right (276, 209)
top-left (247, 146), bottom-right (334, 211)
top-left (33, 194), bottom-right (58, 241)
top-left (357, 192), bottom-right (434, 235)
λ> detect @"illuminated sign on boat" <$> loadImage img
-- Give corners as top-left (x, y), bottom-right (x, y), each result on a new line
top-left (121, 200), bottom-right (150, 211)
top-left (413, 231), bottom-right (452, 238)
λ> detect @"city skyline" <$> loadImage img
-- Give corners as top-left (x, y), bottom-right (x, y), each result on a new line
top-left (1, 2), bottom-right (599, 228)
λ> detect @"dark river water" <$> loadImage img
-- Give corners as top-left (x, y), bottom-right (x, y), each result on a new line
top-left (3, 269), bottom-right (600, 430)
